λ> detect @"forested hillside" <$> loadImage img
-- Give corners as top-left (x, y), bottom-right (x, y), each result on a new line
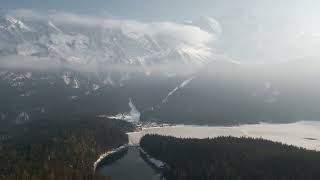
top-left (0, 117), bottom-right (134, 180)
top-left (140, 135), bottom-right (320, 180)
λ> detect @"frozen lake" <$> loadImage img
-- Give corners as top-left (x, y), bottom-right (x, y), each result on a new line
top-left (99, 121), bottom-right (320, 179)
top-left (128, 121), bottom-right (320, 151)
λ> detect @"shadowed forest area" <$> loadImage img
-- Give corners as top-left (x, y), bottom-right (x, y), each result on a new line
top-left (140, 135), bottom-right (320, 180)
top-left (0, 117), bottom-right (134, 180)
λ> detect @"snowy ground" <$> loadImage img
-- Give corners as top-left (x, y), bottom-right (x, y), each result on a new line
top-left (93, 145), bottom-right (129, 172)
top-left (128, 121), bottom-right (320, 151)
top-left (139, 147), bottom-right (166, 169)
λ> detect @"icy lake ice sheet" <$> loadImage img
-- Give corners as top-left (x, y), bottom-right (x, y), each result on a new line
top-left (128, 121), bottom-right (320, 151)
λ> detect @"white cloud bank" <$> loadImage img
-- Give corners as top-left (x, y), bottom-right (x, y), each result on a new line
top-left (9, 9), bottom-right (217, 49)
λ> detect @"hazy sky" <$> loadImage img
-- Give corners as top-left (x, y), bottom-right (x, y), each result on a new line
top-left (2, 0), bottom-right (320, 62)
top-left (2, 0), bottom-right (319, 20)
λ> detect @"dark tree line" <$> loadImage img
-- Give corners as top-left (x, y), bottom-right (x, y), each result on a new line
top-left (0, 117), bottom-right (134, 180)
top-left (140, 135), bottom-right (320, 180)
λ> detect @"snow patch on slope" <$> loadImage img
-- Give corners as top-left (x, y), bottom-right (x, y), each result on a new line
top-left (15, 112), bottom-right (30, 124)
top-left (48, 20), bottom-right (62, 33)
top-left (139, 147), bottom-right (166, 169)
top-left (162, 77), bottom-right (194, 104)
top-left (62, 72), bottom-right (71, 85)
top-left (72, 78), bottom-right (80, 89)
top-left (106, 98), bottom-right (141, 123)
top-left (93, 145), bottom-right (129, 172)
top-left (0, 15), bottom-right (31, 32)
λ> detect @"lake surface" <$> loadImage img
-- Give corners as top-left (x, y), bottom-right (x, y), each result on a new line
top-left (128, 121), bottom-right (320, 151)
top-left (97, 146), bottom-right (162, 180)
top-left (98, 121), bottom-right (320, 179)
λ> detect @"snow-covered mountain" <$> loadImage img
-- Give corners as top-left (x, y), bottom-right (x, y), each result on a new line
top-left (1, 11), bottom-right (320, 127)
top-left (4, 12), bottom-right (298, 126)
top-left (0, 12), bottom-right (214, 124)
top-left (0, 13), bottom-right (217, 67)
top-left (0, 12), bottom-right (223, 123)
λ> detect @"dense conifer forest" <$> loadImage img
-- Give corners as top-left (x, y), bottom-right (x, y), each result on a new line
top-left (140, 135), bottom-right (320, 180)
top-left (0, 117), bottom-right (134, 180)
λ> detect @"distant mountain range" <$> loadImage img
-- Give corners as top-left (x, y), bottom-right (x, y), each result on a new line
top-left (1, 12), bottom-right (320, 126)
top-left (0, 14), bottom-right (218, 66)
top-left (0, 13), bottom-right (218, 125)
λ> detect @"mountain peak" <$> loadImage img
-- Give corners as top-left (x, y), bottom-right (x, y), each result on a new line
top-left (0, 15), bottom-right (31, 32)
top-left (48, 20), bottom-right (62, 33)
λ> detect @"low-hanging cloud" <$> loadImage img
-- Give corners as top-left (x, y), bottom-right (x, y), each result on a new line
top-left (0, 55), bottom-right (197, 76)
top-left (0, 56), bottom-right (62, 71)
top-left (9, 9), bottom-right (216, 48)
